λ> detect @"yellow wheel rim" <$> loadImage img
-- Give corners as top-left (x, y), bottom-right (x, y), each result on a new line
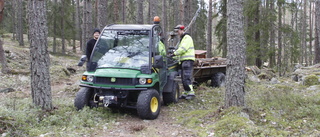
top-left (150, 97), bottom-right (158, 113)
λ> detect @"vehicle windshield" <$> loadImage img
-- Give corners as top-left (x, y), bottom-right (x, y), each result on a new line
top-left (90, 30), bottom-right (150, 69)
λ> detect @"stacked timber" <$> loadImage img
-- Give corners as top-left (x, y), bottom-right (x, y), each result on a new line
top-left (193, 57), bottom-right (227, 67)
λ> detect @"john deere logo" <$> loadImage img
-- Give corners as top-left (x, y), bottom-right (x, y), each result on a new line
top-left (111, 77), bottom-right (116, 82)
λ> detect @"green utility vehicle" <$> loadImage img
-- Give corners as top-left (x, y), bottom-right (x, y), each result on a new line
top-left (75, 24), bottom-right (180, 119)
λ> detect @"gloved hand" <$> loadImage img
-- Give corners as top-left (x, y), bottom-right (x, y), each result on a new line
top-left (167, 53), bottom-right (175, 58)
top-left (77, 55), bottom-right (87, 66)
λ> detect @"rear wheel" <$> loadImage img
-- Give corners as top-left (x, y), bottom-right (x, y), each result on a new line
top-left (163, 81), bottom-right (179, 105)
top-left (74, 87), bottom-right (93, 110)
top-left (211, 72), bottom-right (226, 87)
top-left (137, 89), bottom-right (160, 120)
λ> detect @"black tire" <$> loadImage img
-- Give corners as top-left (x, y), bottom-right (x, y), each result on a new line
top-left (74, 87), bottom-right (93, 110)
top-left (163, 81), bottom-right (179, 105)
top-left (211, 72), bottom-right (226, 87)
top-left (137, 89), bottom-right (161, 120)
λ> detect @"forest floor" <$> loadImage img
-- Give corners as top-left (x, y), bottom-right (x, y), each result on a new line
top-left (1, 34), bottom-right (320, 137)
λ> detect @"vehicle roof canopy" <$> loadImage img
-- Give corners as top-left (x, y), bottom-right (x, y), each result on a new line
top-left (104, 24), bottom-right (158, 30)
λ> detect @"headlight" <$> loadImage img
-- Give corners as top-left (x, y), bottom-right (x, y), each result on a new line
top-left (139, 78), bottom-right (152, 85)
top-left (82, 75), bottom-right (87, 81)
top-left (87, 75), bottom-right (94, 82)
top-left (139, 78), bottom-right (146, 85)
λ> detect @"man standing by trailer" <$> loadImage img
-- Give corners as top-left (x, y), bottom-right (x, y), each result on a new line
top-left (172, 25), bottom-right (195, 100)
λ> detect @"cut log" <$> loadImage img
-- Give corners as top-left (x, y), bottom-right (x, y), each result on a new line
top-left (194, 58), bottom-right (227, 66)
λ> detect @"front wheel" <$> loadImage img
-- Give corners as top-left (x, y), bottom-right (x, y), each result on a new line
top-left (74, 87), bottom-right (93, 110)
top-left (163, 81), bottom-right (179, 105)
top-left (137, 89), bottom-right (161, 120)
top-left (211, 72), bottom-right (226, 87)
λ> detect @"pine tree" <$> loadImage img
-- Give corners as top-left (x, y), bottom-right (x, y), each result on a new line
top-left (315, 1), bottom-right (320, 63)
top-left (28, 0), bottom-right (52, 110)
top-left (206, 0), bottom-right (213, 58)
top-left (137, 0), bottom-right (144, 24)
top-left (61, 0), bottom-right (66, 54)
top-left (97, 0), bottom-right (108, 30)
top-left (225, 0), bottom-right (246, 108)
top-left (0, 0), bottom-right (10, 74)
top-left (214, 0), bottom-right (227, 57)
top-left (76, 0), bottom-right (82, 51)
top-left (16, 0), bottom-right (24, 46)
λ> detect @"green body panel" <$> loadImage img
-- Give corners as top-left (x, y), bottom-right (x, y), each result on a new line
top-left (81, 68), bottom-right (159, 89)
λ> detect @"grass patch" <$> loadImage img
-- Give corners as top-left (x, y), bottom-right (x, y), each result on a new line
top-left (0, 97), bottom-right (117, 136)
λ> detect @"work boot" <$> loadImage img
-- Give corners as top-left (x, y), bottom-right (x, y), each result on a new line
top-left (179, 91), bottom-right (189, 99)
top-left (185, 90), bottom-right (195, 100)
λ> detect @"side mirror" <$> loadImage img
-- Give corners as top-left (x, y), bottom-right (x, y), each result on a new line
top-left (87, 62), bottom-right (97, 72)
top-left (153, 55), bottom-right (164, 68)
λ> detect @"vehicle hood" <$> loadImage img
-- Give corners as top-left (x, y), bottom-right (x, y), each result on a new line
top-left (94, 68), bottom-right (141, 78)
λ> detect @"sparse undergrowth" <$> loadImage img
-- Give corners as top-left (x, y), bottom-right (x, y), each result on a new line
top-left (0, 97), bottom-right (118, 136)
top-left (170, 79), bottom-right (320, 137)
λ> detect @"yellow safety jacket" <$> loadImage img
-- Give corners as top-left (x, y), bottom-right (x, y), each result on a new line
top-left (159, 41), bottom-right (166, 56)
top-left (174, 34), bottom-right (195, 61)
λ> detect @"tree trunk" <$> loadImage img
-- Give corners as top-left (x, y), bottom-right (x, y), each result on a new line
top-left (97, 0), bottom-right (108, 30)
top-left (148, 0), bottom-right (152, 23)
top-left (76, 0), bottom-right (82, 51)
top-left (222, 0), bottom-right (227, 58)
top-left (162, 0), bottom-right (168, 46)
top-left (28, 0), bottom-right (52, 110)
top-left (254, 0), bottom-right (261, 68)
top-left (206, 0), bottom-right (212, 58)
top-left (151, 0), bottom-right (157, 23)
top-left (52, 0), bottom-right (57, 53)
top-left (113, 0), bottom-right (119, 23)
top-left (72, 0), bottom-right (76, 53)
top-left (309, 1), bottom-right (314, 65)
top-left (225, 0), bottom-right (246, 108)
top-left (0, 0), bottom-right (8, 74)
top-left (10, 1), bottom-right (16, 40)
top-left (302, 0), bottom-right (307, 65)
top-left (137, 0), bottom-right (144, 24)
top-left (17, 0), bottom-right (24, 46)
top-left (261, 0), bottom-right (269, 67)
top-left (94, 0), bottom-right (98, 27)
top-left (61, 0), bottom-right (66, 54)
top-left (0, 40), bottom-right (10, 74)
top-left (179, 0), bottom-right (184, 24)
top-left (122, 0), bottom-right (126, 23)
top-left (82, 0), bottom-right (87, 54)
top-left (269, 0), bottom-right (275, 68)
top-left (184, 0), bottom-right (190, 25)
top-left (82, 0), bottom-right (93, 54)
top-left (315, 1), bottom-right (320, 64)
top-left (277, 1), bottom-right (282, 76)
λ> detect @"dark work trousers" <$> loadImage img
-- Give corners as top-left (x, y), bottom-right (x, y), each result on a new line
top-left (181, 60), bottom-right (194, 91)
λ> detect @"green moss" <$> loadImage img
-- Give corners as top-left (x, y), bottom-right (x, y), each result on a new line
top-left (214, 114), bottom-right (249, 136)
top-left (303, 75), bottom-right (319, 86)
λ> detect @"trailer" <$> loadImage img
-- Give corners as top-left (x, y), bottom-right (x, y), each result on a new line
top-left (192, 50), bottom-right (227, 87)
top-left (172, 50), bottom-right (227, 88)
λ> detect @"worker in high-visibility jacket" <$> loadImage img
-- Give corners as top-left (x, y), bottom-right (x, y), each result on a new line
top-left (159, 40), bottom-right (166, 57)
top-left (172, 25), bottom-right (195, 99)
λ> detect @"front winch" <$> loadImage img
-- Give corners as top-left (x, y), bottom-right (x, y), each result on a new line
top-left (101, 96), bottom-right (117, 107)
